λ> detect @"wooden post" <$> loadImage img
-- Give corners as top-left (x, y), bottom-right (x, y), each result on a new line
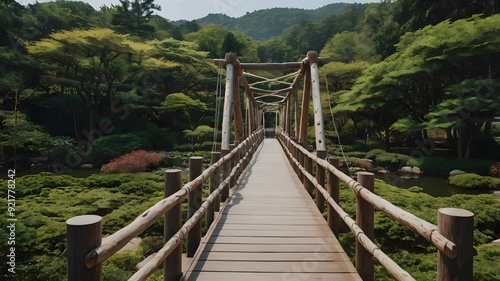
top-left (328, 156), bottom-right (340, 237)
top-left (163, 170), bottom-right (182, 281)
top-left (315, 150), bottom-right (326, 214)
top-left (293, 90), bottom-right (299, 139)
top-left (286, 96), bottom-right (292, 135)
top-left (229, 143), bottom-right (236, 189)
top-left (298, 147), bottom-right (305, 183)
top-left (233, 74), bottom-right (243, 143)
top-left (221, 53), bottom-right (235, 152)
top-left (356, 172), bottom-right (375, 281)
top-left (308, 51), bottom-right (326, 152)
top-left (304, 155), bottom-right (314, 197)
top-left (208, 152), bottom-right (221, 225)
top-left (187, 157), bottom-right (203, 257)
top-left (221, 149), bottom-right (230, 202)
top-left (66, 215), bottom-right (102, 281)
top-left (437, 208), bottom-right (474, 281)
top-left (298, 67), bottom-right (310, 146)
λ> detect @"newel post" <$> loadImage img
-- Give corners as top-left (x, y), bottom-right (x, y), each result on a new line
top-left (187, 157), bottom-right (203, 257)
top-left (327, 156), bottom-right (340, 237)
top-left (66, 215), bottom-right (102, 281)
top-left (356, 172), bottom-right (375, 281)
top-left (208, 152), bottom-right (221, 225)
top-left (304, 155), bottom-right (314, 197)
top-left (315, 150), bottom-right (326, 214)
top-left (437, 208), bottom-right (474, 281)
top-left (221, 149), bottom-right (230, 202)
top-left (163, 170), bottom-right (182, 281)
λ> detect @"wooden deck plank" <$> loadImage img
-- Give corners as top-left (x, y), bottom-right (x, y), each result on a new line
top-left (183, 139), bottom-right (361, 281)
top-left (206, 236), bottom-right (340, 245)
top-left (197, 252), bottom-right (349, 262)
top-left (198, 244), bottom-right (344, 253)
top-left (186, 272), bottom-right (362, 281)
top-left (192, 261), bottom-right (357, 272)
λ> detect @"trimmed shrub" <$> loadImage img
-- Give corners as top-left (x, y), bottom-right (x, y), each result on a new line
top-left (102, 150), bottom-right (163, 173)
top-left (449, 173), bottom-right (500, 190)
top-left (88, 134), bottom-right (149, 166)
top-left (117, 180), bottom-right (162, 196)
top-left (16, 172), bottom-right (81, 196)
top-left (365, 149), bottom-right (418, 171)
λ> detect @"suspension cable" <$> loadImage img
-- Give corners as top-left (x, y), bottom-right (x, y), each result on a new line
top-left (324, 75), bottom-right (353, 178)
top-left (212, 62), bottom-right (224, 152)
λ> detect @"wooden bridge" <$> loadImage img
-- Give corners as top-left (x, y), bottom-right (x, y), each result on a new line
top-left (66, 52), bottom-right (474, 281)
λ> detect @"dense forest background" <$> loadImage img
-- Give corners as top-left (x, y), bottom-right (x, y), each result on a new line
top-left (1, 0), bottom-right (500, 280)
top-left (1, 0), bottom-right (499, 170)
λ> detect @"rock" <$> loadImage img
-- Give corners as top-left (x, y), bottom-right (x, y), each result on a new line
top-left (489, 162), bottom-right (500, 177)
top-left (378, 169), bottom-right (390, 174)
top-left (349, 167), bottom-right (366, 172)
top-left (412, 167), bottom-right (422, 174)
top-left (493, 239), bottom-right (500, 244)
top-left (449, 169), bottom-right (466, 176)
top-left (353, 158), bottom-right (374, 170)
top-left (80, 163), bottom-right (94, 169)
top-left (399, 166), bottom-right (413, 173)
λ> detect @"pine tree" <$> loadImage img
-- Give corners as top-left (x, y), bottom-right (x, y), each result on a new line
top-left (111, 0), bottom-right (161, 37)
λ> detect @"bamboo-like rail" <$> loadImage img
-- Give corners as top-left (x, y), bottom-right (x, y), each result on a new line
top-left (66, 129), bottom-right (264, 280)
top-left (276, 129), bottom-right (473, 281)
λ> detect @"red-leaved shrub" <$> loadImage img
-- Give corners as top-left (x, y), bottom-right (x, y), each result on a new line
top-left (102, 150), bottom-right (163, 173)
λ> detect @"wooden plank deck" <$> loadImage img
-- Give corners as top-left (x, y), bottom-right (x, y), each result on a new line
top-left (183, 139), bottom-right (362, 281)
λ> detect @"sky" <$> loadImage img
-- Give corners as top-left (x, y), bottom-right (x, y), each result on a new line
top-left (19, 0), bottom-right (376, 21)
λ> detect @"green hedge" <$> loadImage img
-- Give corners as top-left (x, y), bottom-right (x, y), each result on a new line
top-left (449, 173), bottom-right (500, 190)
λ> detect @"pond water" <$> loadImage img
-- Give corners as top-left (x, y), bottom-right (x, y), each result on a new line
top-left (375, 173), bottom-right (487, 197)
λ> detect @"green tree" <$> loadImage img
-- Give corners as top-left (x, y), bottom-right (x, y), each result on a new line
top-left (221, 32), bottom-right (244, 56)
top-left (26, 28), bottom-right (177, 142)
top-left (0, 110), bottom-right (51, 165)
top-left (183, 125), bottom-right (214, 151)
top-left (321, 31), bottom-right (379, 63)
top-left (335, 14), bottom-right (500, 156)
top-left (185, 25), bottom-right (228, 58)
top-left (161, 93), bottom-right (208, 129)
top-left (111, 0), bottom-right (161, 38)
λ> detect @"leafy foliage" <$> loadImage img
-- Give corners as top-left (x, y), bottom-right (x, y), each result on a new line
top-left (449, 173), bottom-right (500, 190)
top-left (88, 133), bottom-right (148, 166)
top-left (0, 110), bottom-right (51, 165)
top-left (111, 0), bottom-right (161, 38)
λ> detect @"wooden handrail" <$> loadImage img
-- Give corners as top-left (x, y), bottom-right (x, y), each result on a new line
top-left (129, 138), bottom-right (260, 281)
top-left (276, 130), bottom-right (472, 281)
top-left (277, 134), bottom-right (415, 281)
top-left (277, 131), bottom-right (457, 258)
top-left (78, 129), bottom-right (264, 271)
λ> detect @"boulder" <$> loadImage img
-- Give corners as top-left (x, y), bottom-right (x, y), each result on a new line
top-left (399, 166), bottom-right (413, 173)
top-left (378, 169), bottom-right (390, 174)
top-left (80, 163), bottom-right (94, 169)
top-left (449, 169), bottom-right (466, 176)
top-left (412, 167), bottom-right (422, 174)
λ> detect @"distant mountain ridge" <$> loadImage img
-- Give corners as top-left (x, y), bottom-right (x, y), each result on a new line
top-left (177, 3), bottom-right (354, 41)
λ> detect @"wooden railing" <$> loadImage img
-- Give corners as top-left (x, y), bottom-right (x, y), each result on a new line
top-left (66, 129), bottom-right (264, 281)
top-left (276, 130), bottom-right (474, 281)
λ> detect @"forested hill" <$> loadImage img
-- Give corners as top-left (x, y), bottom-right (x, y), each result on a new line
top-left (191, 3), bottom-right (356, 40)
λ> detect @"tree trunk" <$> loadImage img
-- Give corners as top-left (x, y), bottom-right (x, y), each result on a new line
top-left (87, 97), bottom-right (96, 143)
top-left (484, 121), bottom-right (492, 138)
top-left (385, 127), bottom-right (391, 151)
top-left (464, 123), bottom-right (484, 159)
top-left (423, 129), bottom-right (429, 140)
